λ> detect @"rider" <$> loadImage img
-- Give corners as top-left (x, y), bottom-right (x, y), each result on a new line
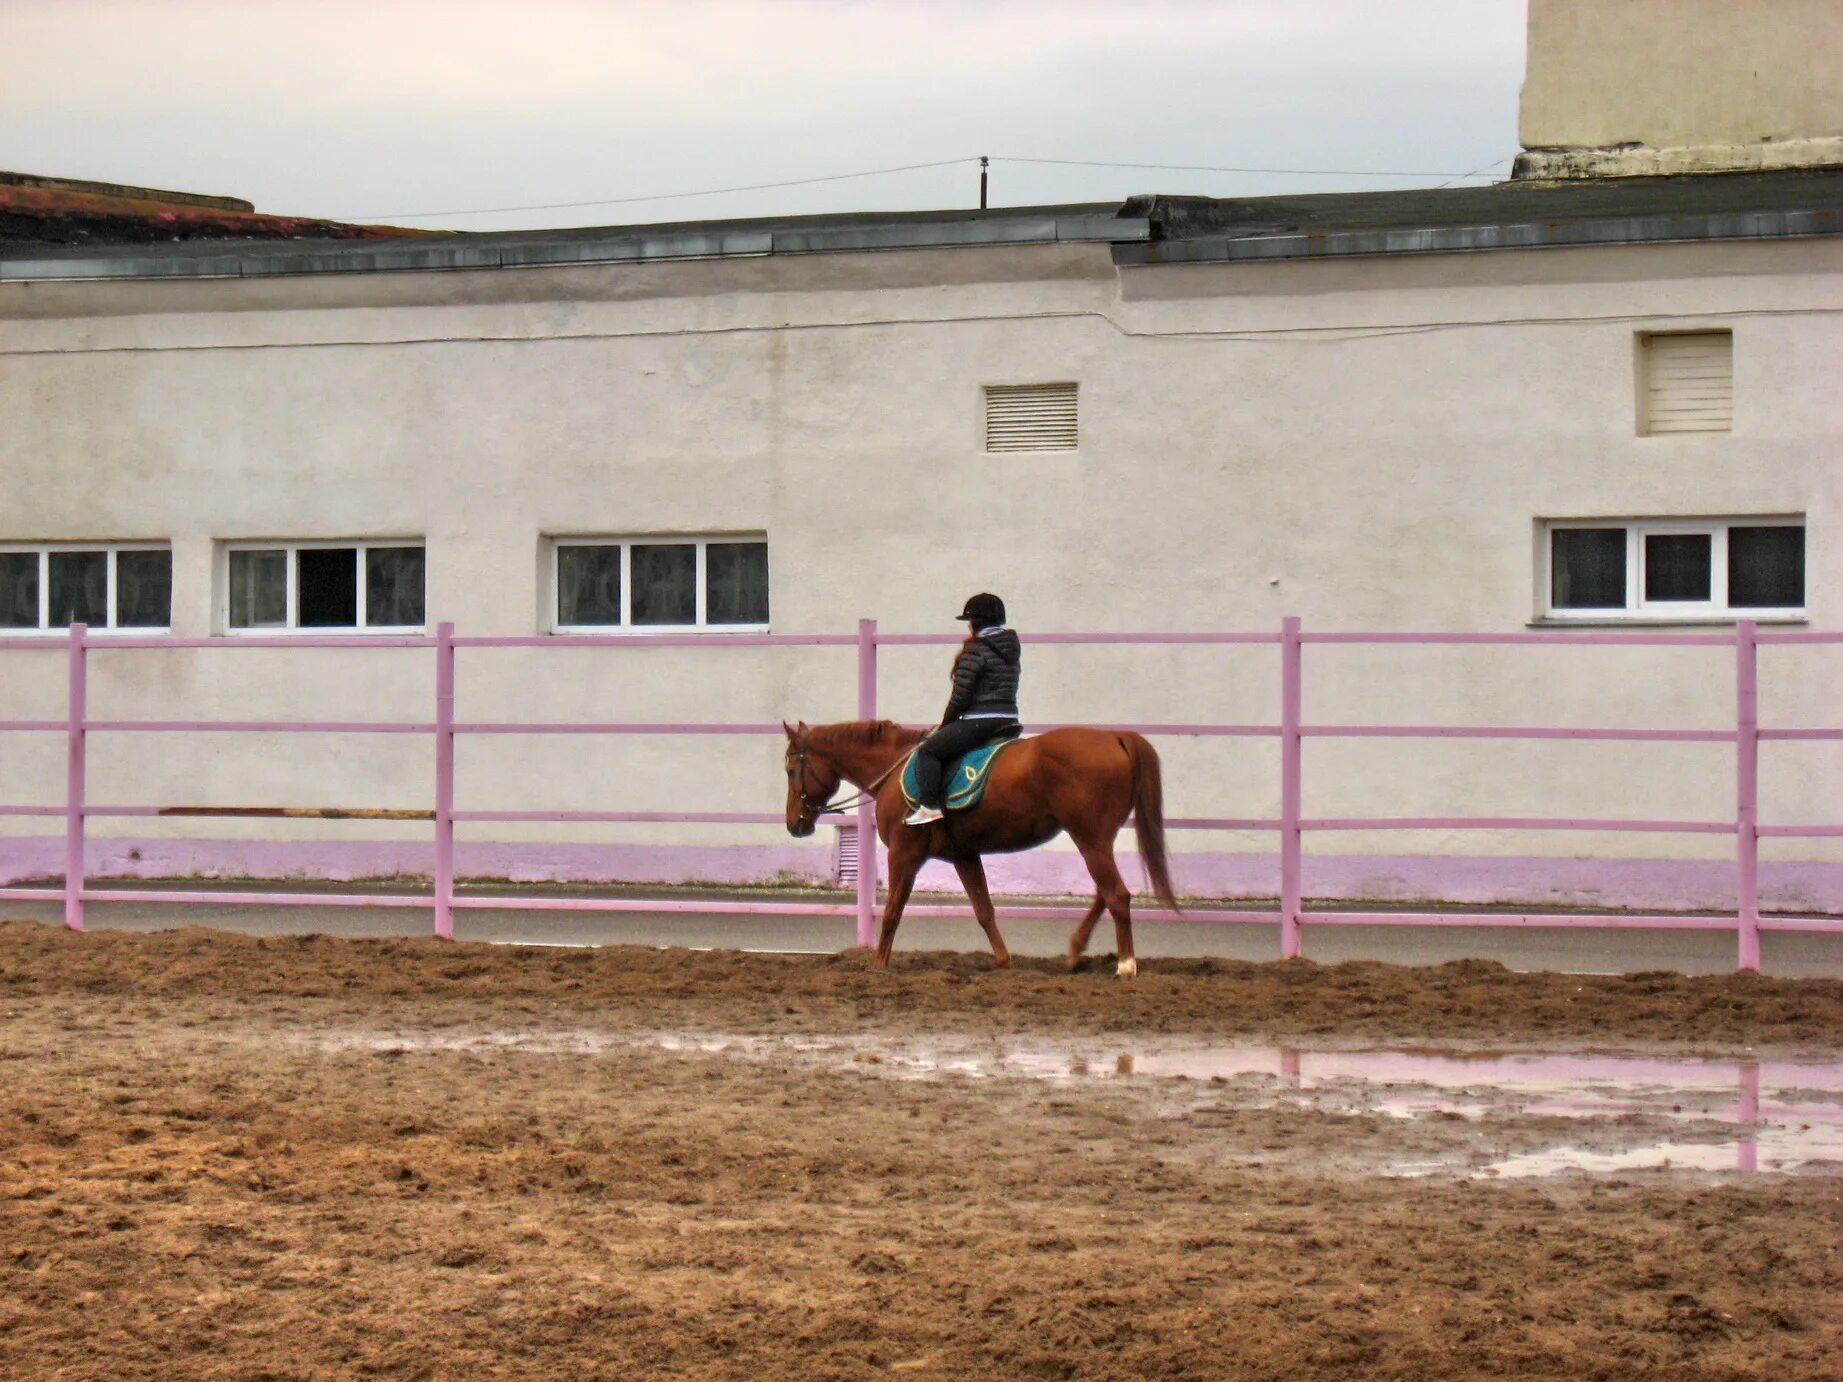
top-left (904, 593), bottom-right (1022, 826)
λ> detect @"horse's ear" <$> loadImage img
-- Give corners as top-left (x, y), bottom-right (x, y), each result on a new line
top-left (781, 720), bottom-right (795, 740)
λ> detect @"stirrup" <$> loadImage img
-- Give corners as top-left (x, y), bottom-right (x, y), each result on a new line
top-left (904, 805), bottom-right (944, 826)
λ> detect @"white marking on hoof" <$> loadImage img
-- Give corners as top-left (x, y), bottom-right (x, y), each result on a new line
top-left (1116, 957), bottom-right (1138, 979)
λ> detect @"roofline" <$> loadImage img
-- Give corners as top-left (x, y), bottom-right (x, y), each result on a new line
top-left (0, 208), bottom-right (1146, 282)
top-left (1113, 206), bottom-right (1843, 265)
top-left (5, 183), bottom-right (1841, 283)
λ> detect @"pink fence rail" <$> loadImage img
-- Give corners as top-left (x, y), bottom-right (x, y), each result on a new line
top-left (2, 617), bottom-right (1840, 970)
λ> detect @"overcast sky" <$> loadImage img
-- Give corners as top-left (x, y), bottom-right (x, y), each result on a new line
top-left (3, 0), bottom-right (1527, 231)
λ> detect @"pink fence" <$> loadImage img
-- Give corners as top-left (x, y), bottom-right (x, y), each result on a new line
top-left (2, 617), bottom-right (1841, 970)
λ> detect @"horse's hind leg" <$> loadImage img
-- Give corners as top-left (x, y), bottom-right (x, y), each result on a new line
top-left (1075, 841), bottom-right (1137, 978)
top-left (1067, 896), bottom-right (1106, 971)
top-left (952, 855), bottom-right (1009, 968)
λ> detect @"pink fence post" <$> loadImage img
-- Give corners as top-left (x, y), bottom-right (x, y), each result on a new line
top-left (1734, 619), bottom-right (1760, 971)
top-left (433, 621), bottom-right (456, 940)
top-left (63, 623), bottom-right (87, 932)
top-left (1279, 616), bottom-right (1302, 958)
top-left (855, 618), bottom-right (879, 948)
top-left (1737, 1060), bottom-right (1760, 1173)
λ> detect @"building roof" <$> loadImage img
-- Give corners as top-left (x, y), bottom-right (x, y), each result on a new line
top-left (0, 170), bottom-right (421, 248)
top-left (0, 201), bottom-right (1140, 281)
top-left (1117, 167), bottom-right (1843, 264)
top-left (2, 169), bottom-right (1839, 282)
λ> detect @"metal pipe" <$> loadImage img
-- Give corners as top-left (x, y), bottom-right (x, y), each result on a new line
top-left (1279, 616), bottom-right (1302, 959)
top-left (434, 621), bottom-right (456, 940)
top-left (856, 618), bottom-right (879, 949)
top-left (1735, 620), bottom-right (1761, 971)
top-left (154, 806), bottom-right (435, 820)
top-left (63, 624), bottom-right (86, 932)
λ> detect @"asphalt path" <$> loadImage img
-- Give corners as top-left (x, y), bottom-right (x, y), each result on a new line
top-left (3, 883), bottom-right (1839, 977)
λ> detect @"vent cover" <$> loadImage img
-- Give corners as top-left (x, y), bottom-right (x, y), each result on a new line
top-left (1641, 332), bottom-right (1732, 435)
top-left (834, 822), bottom-right (860, 886)
top-left (985, 382), bottom-right (1078, 452)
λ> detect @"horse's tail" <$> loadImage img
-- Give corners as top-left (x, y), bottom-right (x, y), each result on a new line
top-left (1121, 732), bottom-right (1180, 913)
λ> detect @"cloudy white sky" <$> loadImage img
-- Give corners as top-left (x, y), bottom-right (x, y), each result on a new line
top-left (3, 0), bottom-right (1527, 231)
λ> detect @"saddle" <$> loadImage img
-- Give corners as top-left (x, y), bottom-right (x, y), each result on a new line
top-left (898, 729), bottom-right (1024, 813)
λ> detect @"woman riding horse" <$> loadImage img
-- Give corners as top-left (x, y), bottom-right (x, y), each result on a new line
top-left (903, 593), bottom-right (1021, 827)
top-left (782, 599), bottom-right (1178, 976)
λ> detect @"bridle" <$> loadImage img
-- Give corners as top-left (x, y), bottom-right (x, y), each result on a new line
top-left (788, 728), bottom-right (902, 821)
top-left (787, 731), bottom-right (842, 819)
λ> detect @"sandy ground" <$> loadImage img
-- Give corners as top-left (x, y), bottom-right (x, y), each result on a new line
top-left (3, 921), bottom-right (1841, 1380)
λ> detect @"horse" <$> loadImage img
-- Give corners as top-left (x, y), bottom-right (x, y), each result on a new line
top-left (782, 720), bottom-right (1178, 976)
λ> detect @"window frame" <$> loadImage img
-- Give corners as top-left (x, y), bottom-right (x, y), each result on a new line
top-left (1541, 517), bottom-right (1805, 623)
top-left (0, 541), bottom-right (173, 635)
top-left (549, 535), bottom-right (770, 634)
top-left (218, 539), bottom-right (427, 635)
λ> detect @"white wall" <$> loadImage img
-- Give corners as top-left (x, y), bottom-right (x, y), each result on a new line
top-left (2, 233), bottom-right (1841, 903)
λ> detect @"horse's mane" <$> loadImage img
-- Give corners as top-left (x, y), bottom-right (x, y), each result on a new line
top-left (811, 719), bottom-right (924, 752)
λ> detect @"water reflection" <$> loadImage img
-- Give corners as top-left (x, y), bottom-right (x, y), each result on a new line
top-left (309, 1026), bottom-right (1842, 1178)
top-left (957, 1044), bottom-right (1842, 1178)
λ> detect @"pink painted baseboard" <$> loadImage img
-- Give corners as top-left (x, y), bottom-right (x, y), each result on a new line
top-left (2, 835), bottom-right (1841, 914)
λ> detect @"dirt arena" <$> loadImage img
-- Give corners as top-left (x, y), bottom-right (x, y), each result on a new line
top-left (3, 921), bottom-right (1840, 1379)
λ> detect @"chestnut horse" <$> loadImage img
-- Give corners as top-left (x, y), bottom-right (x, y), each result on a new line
top-left (782, 720), bottom-right (1178, 976)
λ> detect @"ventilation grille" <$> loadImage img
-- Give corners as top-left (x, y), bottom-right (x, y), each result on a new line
top-left (985, 382), bottom-right (1078, 452)
top-left (1641, 332), bottom-right (1732, 435)
top-left (834, 822), bottom-right (859, 886)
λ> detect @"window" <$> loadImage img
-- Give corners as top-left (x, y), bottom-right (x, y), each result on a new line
top-left (0, 544), bottom-right (171, 632)
top-left (1638, 331), bottom-right (1732, 435)
top-left (984, 382), bottom-right (1078, 452)
top-left (222, 541), bottom-right (425, 632)
top-left (553, 537), bottom-right (768, 630)
top-left (1544, 519), bottom-right (1803, 621)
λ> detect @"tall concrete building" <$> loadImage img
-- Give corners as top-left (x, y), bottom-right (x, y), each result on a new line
top-left (1516, 0), bottom-right (1843, 179)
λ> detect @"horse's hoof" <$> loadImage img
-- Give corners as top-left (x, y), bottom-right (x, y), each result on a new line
top-left (1116, 957), bottom-right (1138, 979)
top-left (993, 952), bottom-right (1011, 969)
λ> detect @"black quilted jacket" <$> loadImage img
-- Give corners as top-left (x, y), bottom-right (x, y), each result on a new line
top-left (943, 628), bottom-right (1021, 722)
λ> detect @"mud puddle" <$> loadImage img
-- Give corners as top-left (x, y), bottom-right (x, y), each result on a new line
top-left (297, 1025), bottom-right (1843, 1179)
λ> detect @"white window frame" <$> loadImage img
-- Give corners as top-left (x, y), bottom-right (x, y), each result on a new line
top-left (550, 535), bottom-right (770, 634)
top-left (1541, 517), bottom-right (1804, 623)
top-left (218, 539), bottom-right (427, 635)
top-left (0, 542), bottom-right (173, 635)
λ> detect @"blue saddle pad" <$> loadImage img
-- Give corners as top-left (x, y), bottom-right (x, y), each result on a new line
top-left (899, 733), bottom-right (1022, 812)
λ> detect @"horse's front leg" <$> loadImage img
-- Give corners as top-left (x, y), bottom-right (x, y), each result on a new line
top-left (952, 854), bottom-right (1009, 968)
top-left (874, 836), bottom-right (924, 968)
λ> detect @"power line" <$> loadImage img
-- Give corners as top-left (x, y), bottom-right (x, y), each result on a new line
top-left (354, 153), bottom-right (1507, 222)
top-left (997, 155), bottom-right (1504, 179)
top-left (354, 157), bottom-right (977, 221)
top-left (1435, 152), bottom-right (1518, 189)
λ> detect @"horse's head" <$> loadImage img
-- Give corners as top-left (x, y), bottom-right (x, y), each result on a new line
top-left (782, 721), bottom-right (839, 839)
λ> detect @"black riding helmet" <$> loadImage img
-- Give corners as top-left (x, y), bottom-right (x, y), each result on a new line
top-left (958, 593), bottom-right (1006, 628)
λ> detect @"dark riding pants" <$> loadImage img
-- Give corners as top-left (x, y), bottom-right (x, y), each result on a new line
top-left (913, 719), bottom-right (1018, 809)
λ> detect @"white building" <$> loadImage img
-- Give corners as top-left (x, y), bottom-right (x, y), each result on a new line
top-left (2, 1), bottom-right (1840, 912)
